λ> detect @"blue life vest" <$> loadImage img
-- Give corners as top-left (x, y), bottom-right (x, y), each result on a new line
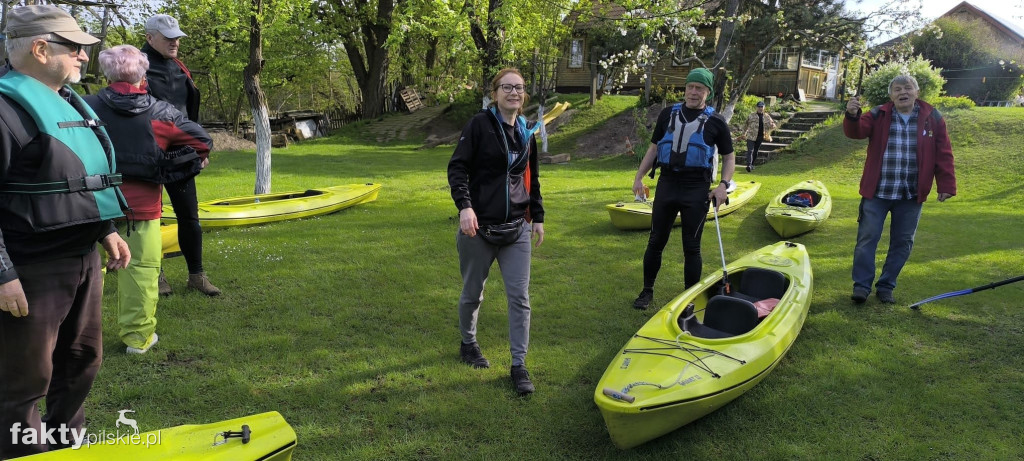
top-left (655, 103), bottom-right (716, 173)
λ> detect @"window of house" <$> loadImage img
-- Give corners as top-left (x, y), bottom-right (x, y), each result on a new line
top-left (801, 50), bottom-right (835, 69)
top-left (569, 39), bottom-right (583, 68)
top-left (764, 47), bottom-right (800, 70)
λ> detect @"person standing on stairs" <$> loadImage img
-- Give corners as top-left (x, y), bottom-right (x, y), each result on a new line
top-left (142, 14), bottom-right (220, 296)
top-left (740, 101), bottom-right (777, 172)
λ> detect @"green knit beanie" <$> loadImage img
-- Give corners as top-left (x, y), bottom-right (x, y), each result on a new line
top-left (686, 68), bottom-right (715, 101)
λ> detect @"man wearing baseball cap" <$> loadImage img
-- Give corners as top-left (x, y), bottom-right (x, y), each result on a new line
top-left (141, 14), bottom-right (222, 297)
top-left (739, 100), bottom-right (778, 172)
top-left (630, 68), bottom-right (736, 309)
top-left (142, 14), bottom-right (196, 120)
top-left (0, 5), bottom-right (131, 457)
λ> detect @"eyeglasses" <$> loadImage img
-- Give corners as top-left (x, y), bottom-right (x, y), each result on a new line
top-left (498, 84), bottom-right (526, 94)
top-left (45, 40), bottom-right (85, 55)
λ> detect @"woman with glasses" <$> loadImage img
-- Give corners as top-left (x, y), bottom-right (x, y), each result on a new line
top-left (447, 68), bottom-right (545, 395)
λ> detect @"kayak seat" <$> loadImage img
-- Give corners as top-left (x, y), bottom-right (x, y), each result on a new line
top-left (704, 295), bottom-right (759, 336)
top-left (680, 295), bottom-right (759, 338)
top-left (732, 268), bottom-right (788, 302)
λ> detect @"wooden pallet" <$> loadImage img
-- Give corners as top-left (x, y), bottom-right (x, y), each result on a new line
top-left (400, 88), bottom-right (424, 112)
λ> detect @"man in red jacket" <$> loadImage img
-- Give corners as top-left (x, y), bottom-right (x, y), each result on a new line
top-left (843, 74), bottom-right (957, 304)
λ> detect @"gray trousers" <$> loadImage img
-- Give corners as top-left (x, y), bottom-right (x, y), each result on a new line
top-left (456, 223), bottom-right (532, 367)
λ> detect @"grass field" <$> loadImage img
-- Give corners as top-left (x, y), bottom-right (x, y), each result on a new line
top-left (88, 100), bottom-right (1024, 459)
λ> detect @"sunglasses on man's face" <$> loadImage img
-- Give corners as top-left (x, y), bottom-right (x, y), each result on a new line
top-left (45, 40), bottom-right (85, 55)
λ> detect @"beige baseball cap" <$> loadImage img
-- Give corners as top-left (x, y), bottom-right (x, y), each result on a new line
top-left (4, 5), bottom-right (99, 45)
top-left (145, 14), bottom-right (186, 39)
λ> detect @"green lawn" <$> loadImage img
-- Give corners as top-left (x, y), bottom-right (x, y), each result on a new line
top-left (89, 102), bottom-right (1024, 459)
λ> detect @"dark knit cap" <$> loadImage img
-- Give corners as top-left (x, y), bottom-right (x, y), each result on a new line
top-left (686, 68), bottom-right (714, 101)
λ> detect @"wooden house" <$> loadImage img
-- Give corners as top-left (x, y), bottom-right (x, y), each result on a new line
top-left (875, 1), bottom-right (1024, 104)
top-left (554, 1), bottom-right (846, 100)
top-left (554, 2), bottom-right (720, 93)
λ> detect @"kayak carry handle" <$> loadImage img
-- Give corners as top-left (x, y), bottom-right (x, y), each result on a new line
top-left (213, 424), bottom-right (251, 446)
top-left (603, 388), bottom-right (636, 403)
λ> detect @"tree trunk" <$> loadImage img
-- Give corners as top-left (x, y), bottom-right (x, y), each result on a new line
top-left (644, 61), bottom-right (653, 106)
top-left (244, 0), bottom-right (272, 195)
top-left (711, 0), bottom-right (740, 114)
top-left (720, 36), bottom-right (782, 122)
top-left (337, 0), bottom-right (394, 119)
top-left (589, 46), bottom-right (599, 106)
top-left (482, 0), bottom-right (504, 83)
top-left (464, 0), bottom-right (504, 88)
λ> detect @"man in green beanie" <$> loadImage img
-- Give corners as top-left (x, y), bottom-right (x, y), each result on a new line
top-left (630, 68), bottom-right (736, 309)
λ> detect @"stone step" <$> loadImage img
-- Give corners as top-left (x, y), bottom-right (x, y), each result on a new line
top-left (783, 122), bottom-right (817, 131)
top-left (757, 142), bottom-right (789, 152)
top-left (789, 110), bottom-right (839, 117)
top-left (736, 109), bottom-right (836, 165)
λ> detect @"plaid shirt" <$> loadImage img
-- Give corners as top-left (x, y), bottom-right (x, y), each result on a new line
top-left (876, 104), bottom-right (920, 200)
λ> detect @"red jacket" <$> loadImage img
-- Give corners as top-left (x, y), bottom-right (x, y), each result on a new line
top-left (843, 99), bottom-right (956, 203)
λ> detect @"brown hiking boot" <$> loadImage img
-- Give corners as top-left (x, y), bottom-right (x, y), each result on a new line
top-left (158, 271), bottom-right (173, 296)
top-left (187, 272), bottom-right (222, 296)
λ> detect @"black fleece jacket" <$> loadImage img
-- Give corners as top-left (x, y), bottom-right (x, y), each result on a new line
top-left (447, 110), bottom-right (544, 226)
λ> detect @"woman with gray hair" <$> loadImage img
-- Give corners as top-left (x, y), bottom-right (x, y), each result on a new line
top-left (84, 44), bottom-right (213, 354)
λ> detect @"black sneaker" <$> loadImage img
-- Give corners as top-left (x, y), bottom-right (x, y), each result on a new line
top-left (511, 365), bottom-right (535, 395)
top-left (632, 289), bottom-right (653, 310)
top-left (851, 287), bottom-right (869, 304)
top-left (876, 289), bottom-right (895, 304)
top-left (460, 342), bottom-right (490, 368)
top-left (746, 164), bottom-right (754, 172)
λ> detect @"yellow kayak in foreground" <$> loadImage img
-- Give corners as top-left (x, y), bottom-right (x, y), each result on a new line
top-left (595, 241), bottom-right (812, 449)
top-left (162, 183), bottom-right (381, 228)
top-left (24, 411), bottom-right (295, 460)
top-left (606, 181), bottom-right (761, 230)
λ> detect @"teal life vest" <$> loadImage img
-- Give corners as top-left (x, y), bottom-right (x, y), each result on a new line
top-left (0, 70), bottom-right (125, 223)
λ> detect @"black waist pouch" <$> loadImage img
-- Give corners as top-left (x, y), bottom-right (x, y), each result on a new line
top-left (480, 218), bottom-right (526, 246)
top-left (153, 145), bottom-right (203, 184)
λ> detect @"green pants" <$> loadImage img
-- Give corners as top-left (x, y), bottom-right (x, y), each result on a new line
top-left (115, 219), bottom-right (161, 349)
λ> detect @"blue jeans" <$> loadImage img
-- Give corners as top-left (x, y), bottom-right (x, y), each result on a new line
top-left (852, 197), bottom-right (923, 293)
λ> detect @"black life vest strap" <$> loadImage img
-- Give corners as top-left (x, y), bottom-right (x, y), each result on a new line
top-left (57, 119), bottom-right (106, 129)
top-left (0, 173), bottom-right (123, 194)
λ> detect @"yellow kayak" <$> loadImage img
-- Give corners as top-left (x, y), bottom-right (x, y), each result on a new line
top-left (541, 102), bottom-right (570, 124)
top-left (595, 241), bottom-right (812, 449)
top-left (606, 181), bottom-right (761, 230)
top-left (160, 224), bottom-right (181, 259)
top-left (162, 183), bottom-right (381, 228)
top-left (24, 411), bottom-right (295, 460)
top-left (764, 180), bottom-right (831, 238)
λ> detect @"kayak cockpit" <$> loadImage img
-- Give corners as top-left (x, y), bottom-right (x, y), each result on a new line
top-left (781, 189), bottom-right (822, 207)
top-left (679, 268), bottom-right (790, 339)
